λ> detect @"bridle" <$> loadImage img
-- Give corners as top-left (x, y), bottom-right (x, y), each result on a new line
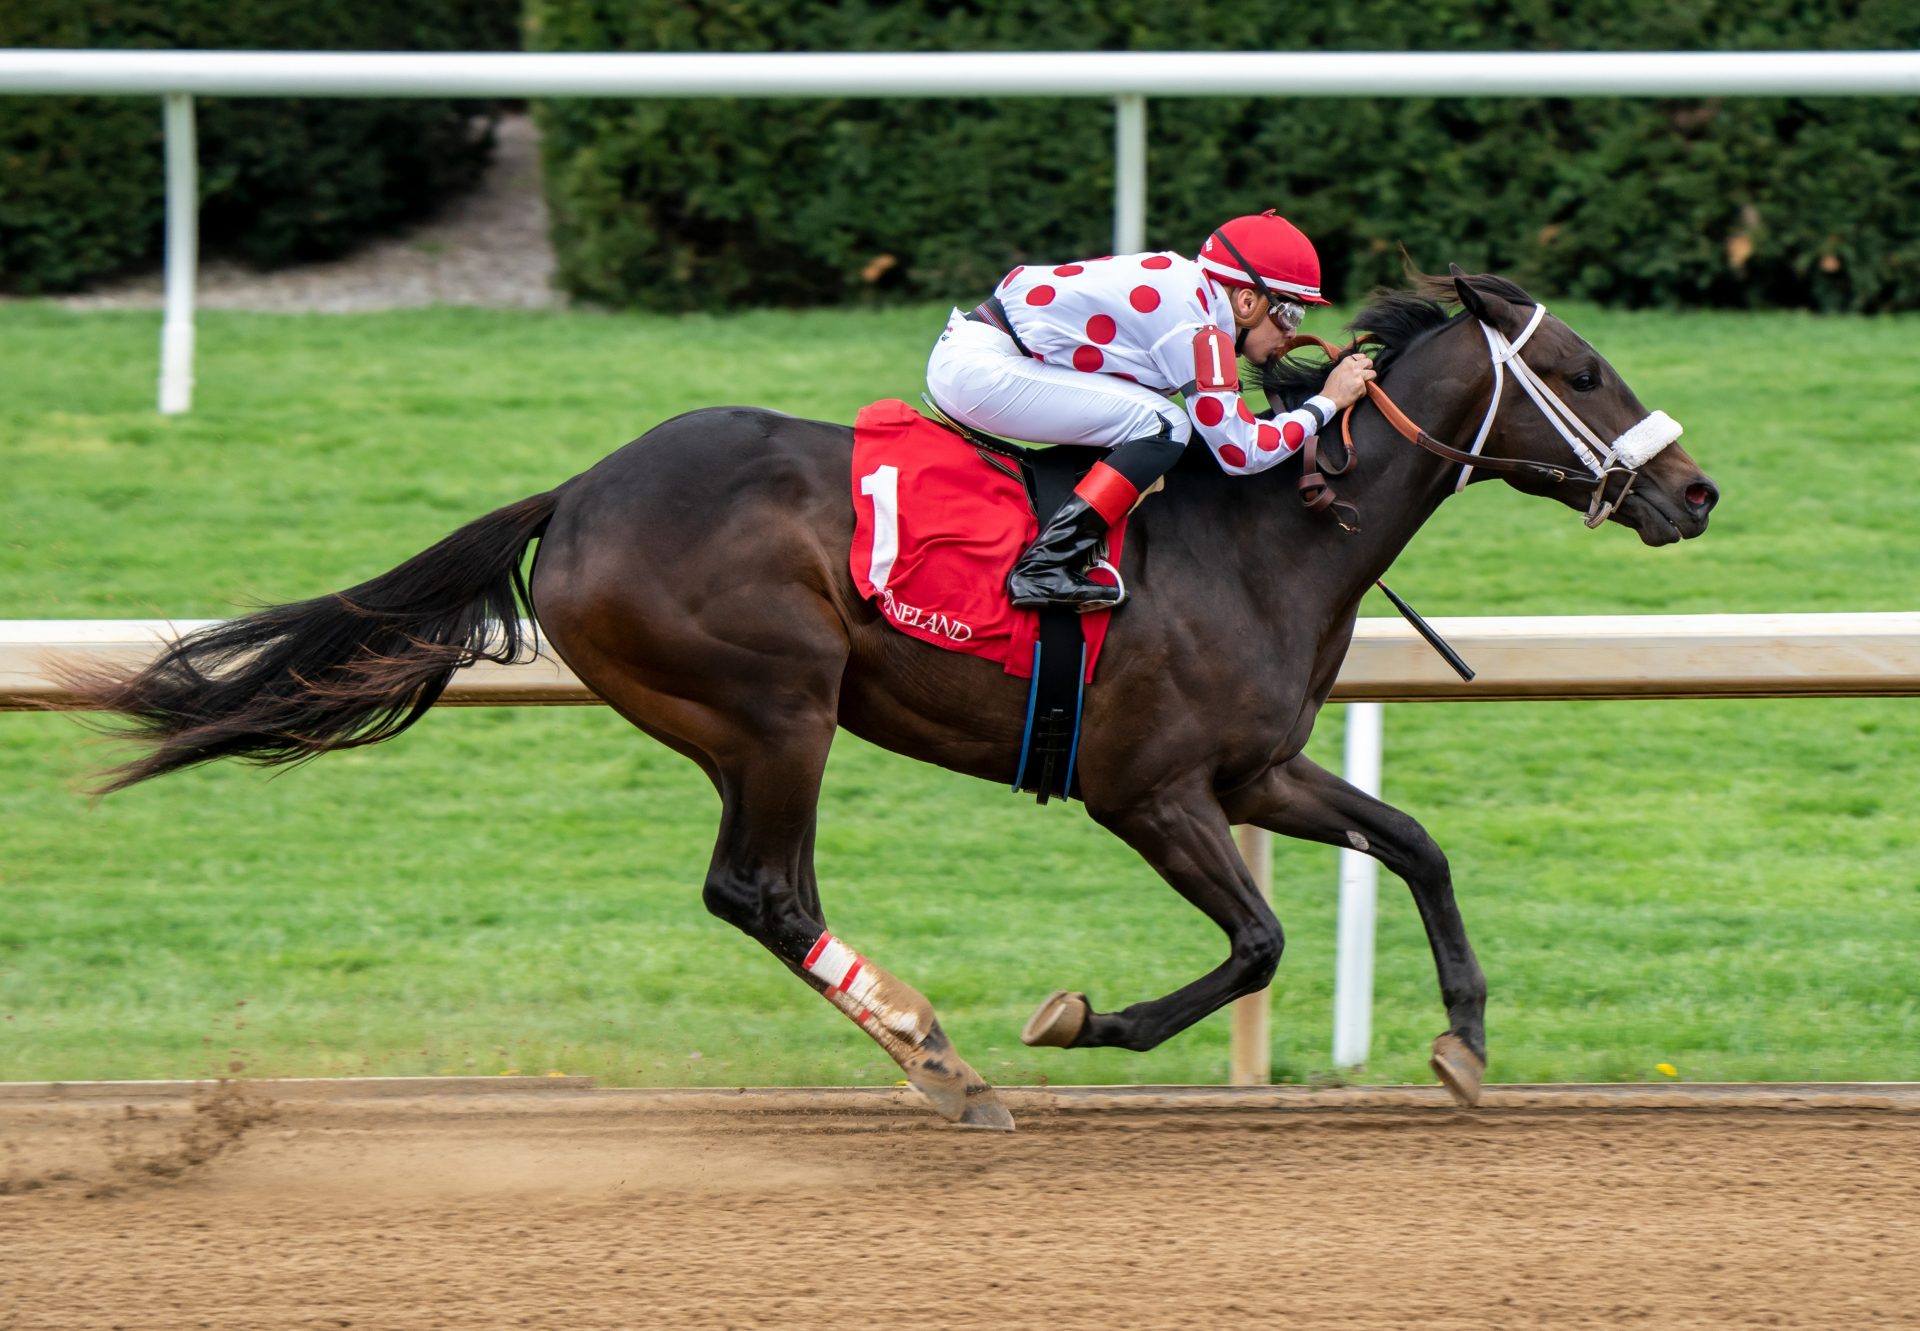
top-left (1284, 304), bottom-right (1682, 533)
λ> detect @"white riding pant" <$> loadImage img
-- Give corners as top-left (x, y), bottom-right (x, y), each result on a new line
top-left (925, 309), bottom-right (1190, 449)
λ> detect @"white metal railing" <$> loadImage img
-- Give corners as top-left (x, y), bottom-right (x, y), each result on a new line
top-left (7, 612), bottom-right (1917, 1081)
top-left (159, 93), bottom-right (197, 415)
top-left (3, 48), bottom-right (1918, 412)
top-left (7, 49), bottom-right (1920, 97)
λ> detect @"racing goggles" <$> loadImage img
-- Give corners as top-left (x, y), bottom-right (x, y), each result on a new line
top-left (1267, 294), bottom-right (1306, 335)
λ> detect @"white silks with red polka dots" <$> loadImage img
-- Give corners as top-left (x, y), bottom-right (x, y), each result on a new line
top-left (924, 250), bottom-right (1334, 476)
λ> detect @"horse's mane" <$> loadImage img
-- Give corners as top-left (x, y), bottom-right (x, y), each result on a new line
top-left (1259, 268), bottom-right (1535, 413)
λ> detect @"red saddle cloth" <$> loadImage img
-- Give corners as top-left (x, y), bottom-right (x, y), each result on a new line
top-left (849, 399), bottom-right (1124, 682)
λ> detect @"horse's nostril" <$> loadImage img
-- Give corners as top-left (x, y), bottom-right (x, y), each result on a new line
top-left (1685, 480), bottom-right (1717, 513)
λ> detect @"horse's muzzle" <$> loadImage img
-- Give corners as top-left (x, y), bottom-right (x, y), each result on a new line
top-left (1622, 467), bottom-right (1717, 545)
top-left (1684, 477), bottom-right (1720, 521)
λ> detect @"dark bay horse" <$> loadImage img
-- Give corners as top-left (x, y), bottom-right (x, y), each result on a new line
top-left (64, 268), bottom-right (1717, 1129)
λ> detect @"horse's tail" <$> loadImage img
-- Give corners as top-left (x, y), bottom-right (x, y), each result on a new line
top-left (59, 488), bottom-right (566, 795)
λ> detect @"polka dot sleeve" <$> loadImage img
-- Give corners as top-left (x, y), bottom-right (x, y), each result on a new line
top-left (1187, 396), bottom-right (1332, 475)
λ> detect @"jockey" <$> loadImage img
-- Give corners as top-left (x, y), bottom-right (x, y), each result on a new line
top-left (926, 211), bottom-right (1377, 611)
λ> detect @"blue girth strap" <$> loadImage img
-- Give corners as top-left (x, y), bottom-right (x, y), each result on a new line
top-left (1009, 441), bottom-right (1102, 804)
top-left (1012, 634), bottom-right (1087, 804)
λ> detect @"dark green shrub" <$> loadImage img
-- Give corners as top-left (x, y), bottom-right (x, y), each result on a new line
top-left (530, 0), bottom-right (1920, 312)
top-left (0, 0), bottom-right (522, 294)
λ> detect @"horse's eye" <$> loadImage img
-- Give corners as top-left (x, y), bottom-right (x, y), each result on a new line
top-left (1569, 370), bottom-right (1600, 393)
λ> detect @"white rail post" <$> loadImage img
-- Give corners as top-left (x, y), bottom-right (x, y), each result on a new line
top-left (1229, 824), bottom-right (1274, 1084)
top-left (159, 92), bottom-right (198, 415)
top-left (1332, 701), bottom-right (1384, 1069)
top-left (1112, 93), bottom-right (1146, 253)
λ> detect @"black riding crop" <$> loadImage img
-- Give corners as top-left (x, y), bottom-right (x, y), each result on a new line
top-left (1374, 580), bottom-right (1476, 683)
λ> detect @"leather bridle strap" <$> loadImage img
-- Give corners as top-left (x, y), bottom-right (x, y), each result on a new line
top-left (1454, 303), bottom-right (1548, 490)
top-left (1282, 332), bottom-right (1573, 529)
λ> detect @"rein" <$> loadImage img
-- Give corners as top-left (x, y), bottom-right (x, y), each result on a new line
top-left (1279, 308), bottom-right (1679, 532)
top-left (1283, 330), bottom-right (1572, 531)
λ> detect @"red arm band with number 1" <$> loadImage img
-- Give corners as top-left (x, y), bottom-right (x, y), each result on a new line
top-left (1193, 326), bottom-right (1239, 391)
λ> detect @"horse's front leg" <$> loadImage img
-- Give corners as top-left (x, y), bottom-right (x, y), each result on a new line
top-left (1022, 776), bottom-right (1284, 1053)
top-left (1224, 750), bottom-right (1488, 1104)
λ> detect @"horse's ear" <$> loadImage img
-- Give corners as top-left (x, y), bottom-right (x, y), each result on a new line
top-left (1450, 263), bottom-right (1516, 331)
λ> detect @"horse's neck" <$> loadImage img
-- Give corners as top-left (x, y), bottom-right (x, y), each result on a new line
top-left (1245, 323), bottom-right (1488, 616)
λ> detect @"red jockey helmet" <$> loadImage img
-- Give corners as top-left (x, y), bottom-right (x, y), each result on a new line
top-left (1197, 211), bottom-right (1330, 305)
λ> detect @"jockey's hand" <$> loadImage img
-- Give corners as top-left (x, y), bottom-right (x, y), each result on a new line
top-left (1324, 354), bottom-right (1377, 409)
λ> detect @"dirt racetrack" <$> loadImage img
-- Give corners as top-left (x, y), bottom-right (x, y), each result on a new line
top-left (3, 1080), bottom-right (1918, 1330)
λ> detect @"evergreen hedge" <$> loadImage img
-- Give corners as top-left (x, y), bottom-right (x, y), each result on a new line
top-left (0, 1), bottom-right (521, 294)
top-left (529, 0), bottom-right (1920, 313)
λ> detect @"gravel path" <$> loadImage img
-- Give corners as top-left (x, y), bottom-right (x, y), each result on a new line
top-left (47, 113), bottom-right (559, 313)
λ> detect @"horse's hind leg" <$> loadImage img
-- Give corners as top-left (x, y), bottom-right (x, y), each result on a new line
top-left (526, 415), bottom-right (1005, 1124)
top-left (1225, 751), bottom-right (1488, 1105)
top-left (564, 636), bottom-right (1013, 1129)
top-left (702, 742), bottom-right (1014, 1129)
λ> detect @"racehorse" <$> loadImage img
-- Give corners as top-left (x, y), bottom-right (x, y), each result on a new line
top-left (60, 267), bottom-right (1717, 1129)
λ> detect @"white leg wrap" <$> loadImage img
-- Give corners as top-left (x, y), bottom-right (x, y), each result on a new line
top-left (804, 931), bottom-right (930, 1045)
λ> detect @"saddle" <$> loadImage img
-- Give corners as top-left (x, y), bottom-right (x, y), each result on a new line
top-left (848, 399), bottom-right (1126, 805)
top-left (917, 397), bottom-right (1104, 528)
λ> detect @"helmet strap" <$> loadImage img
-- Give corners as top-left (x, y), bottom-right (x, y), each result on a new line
top-left (1212, 229), bottom-right (1279, 305)
top-left (1212, 228), bottom-right (1297, 340)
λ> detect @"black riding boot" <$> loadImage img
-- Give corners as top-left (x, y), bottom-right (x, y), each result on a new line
top-left (1007, 429), bottom-right (1184, 612)
top-left (1007, 495), bottom-right (1123, 611)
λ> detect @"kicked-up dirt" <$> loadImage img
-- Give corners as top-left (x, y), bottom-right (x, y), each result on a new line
top-left (2, 1081), bottom-right (1917, 1330)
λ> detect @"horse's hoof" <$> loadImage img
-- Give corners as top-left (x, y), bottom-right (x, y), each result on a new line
top-left (1021, 990), bottom-right (1089, 1048)
top-left (900, 1027), bottom-right (1011, 1128)
top-left (1430, 1032), bottom-right (1486, 1107)
top-left (956, 1090), bottom-right (1017, 1132)
top-left (903, 1054), bottom-right (974, 1122)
